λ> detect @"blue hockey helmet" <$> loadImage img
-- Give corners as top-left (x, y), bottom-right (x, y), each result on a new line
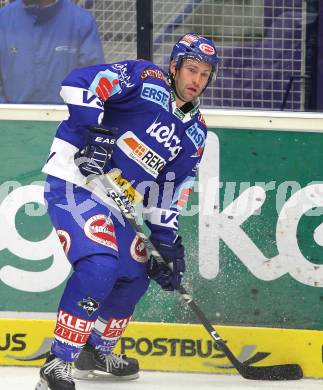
top-left (170, 33), bottom-right (222, 82)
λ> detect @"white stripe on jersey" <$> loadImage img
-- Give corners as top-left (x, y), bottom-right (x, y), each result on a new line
top-left (143, 206), bottom-right (179, 230)
top-left (42, 137), bottom-right (85, 185)
top-left (42, 137), bottom-right (121, 212)
top-left (60, 86), bottom-right (104, 109)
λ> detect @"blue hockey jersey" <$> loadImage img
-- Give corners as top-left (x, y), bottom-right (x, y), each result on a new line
top-left (42, 60), bottom-right (208, 243)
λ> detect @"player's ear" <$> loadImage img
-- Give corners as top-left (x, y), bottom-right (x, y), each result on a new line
top-left (169, 60), bottom-right (176, 76)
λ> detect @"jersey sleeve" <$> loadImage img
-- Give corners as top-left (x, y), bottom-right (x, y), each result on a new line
top-left (57, 61), bottom-right (143, 148)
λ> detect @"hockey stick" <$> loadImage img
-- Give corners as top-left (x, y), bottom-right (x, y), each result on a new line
top-left (92, 172), bottom-right (302, 381)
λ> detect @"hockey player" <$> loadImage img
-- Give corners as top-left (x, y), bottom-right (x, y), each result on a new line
top-left (36, 33), bottom-right (221, 389)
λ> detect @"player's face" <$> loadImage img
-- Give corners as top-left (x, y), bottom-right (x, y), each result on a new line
top-left (170, 59), bottom-right (212, 105)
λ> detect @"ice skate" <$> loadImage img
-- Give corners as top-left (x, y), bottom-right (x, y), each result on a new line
top-left (35, 353), bottom-right (75, 390)
top-left (73, 343), bottom-right (139, 380)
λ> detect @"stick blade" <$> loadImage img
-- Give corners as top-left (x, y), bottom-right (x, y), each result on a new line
top-left (242, 363), bottom-right (303, 380)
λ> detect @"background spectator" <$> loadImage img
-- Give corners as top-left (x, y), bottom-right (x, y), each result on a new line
top-left (0, 0), bottom-right (105, 104)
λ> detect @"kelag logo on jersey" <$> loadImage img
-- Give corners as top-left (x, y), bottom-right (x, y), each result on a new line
top-left (146, 120), bottom-right (182, 161)
top-left (141, 83), bottom-right (170, 111)
top-left (117, 131), bottom-right (166, 178)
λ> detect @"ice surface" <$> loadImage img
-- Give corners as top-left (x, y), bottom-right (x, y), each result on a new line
top-left (1, 367), bottom-right (323, 390)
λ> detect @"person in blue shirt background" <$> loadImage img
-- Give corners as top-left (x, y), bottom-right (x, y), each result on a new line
top-left (0, 0), bottom-right (105, 104)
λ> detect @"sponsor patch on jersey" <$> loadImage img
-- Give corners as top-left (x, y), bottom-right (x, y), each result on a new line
top-left (96, 316), bottom-right (131, 339)
top-left (141, 68), bottom-right (166, 82)
top-left (89, 69), bottom-right (121, 102)
top-left (54, 309), bottom-right (95, 347)
top-left (186, 123), bottom-right (206, 150)
top-left (78, 297), bottom-right (100, 317)
top-left (141, 83), bottom-right (170, 111)
top-left (146, 119), bottom-right (182, 161)
top-left (112, 63), bottom-right (135, 88)
top-left (130, 235), bottom-right (148, 263)
top-left (56, 229), bottom-right (71, 255)
top-left (117, 131), bottom-right (166, 178)
top-left (84, 214), bottom-right (118, 251)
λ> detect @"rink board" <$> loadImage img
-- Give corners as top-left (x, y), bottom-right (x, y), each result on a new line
top-left (2, 109), bottom-right (323, 330)
top-left (0, 319), bottom-right (322, 378)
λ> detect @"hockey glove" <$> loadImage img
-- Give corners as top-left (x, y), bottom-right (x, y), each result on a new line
top-left (74, 125), bottom-right (117, 177)
top-left (147, 236), bottom-right (185, 291)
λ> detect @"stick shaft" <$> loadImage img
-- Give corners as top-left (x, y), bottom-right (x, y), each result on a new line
top-left (99, 173), bottom-right (302, 380)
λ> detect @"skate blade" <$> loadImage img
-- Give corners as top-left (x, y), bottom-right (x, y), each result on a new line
top-left (35, 377), bottom-right (48, 390)
top-left (73, 368), bottom-right (139, 381)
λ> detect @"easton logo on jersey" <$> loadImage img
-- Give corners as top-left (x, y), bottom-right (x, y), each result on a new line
top-left (89, 69), bottom-right (121, 102)
top-left (117, 131), bottom-right (166, 178)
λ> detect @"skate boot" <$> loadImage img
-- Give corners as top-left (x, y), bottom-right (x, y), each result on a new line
top-left (35, 353), bottom-right (75, 390)
top-left (73, 343), bottom-right (139, 380)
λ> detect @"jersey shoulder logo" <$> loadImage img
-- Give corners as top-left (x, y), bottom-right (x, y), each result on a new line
top-left (89, 69), bottom-right (121, 102)
top-left (141, 82), bottom-right (170, 111)
top-left (141, 68), bottom-right (166, 82)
